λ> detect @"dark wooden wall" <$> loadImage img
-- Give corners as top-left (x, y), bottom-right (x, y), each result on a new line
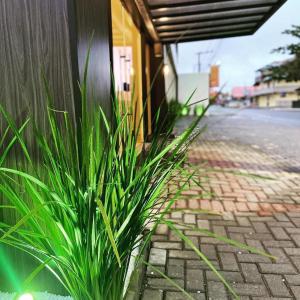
top-left (74, 0), bottom-right (112, 117)
top-left (0, 0), bottom-right (112, 293)
top-left (0, 0), bottom-right (76, 137)
top-left (150, 47), bottom-right (168, 131)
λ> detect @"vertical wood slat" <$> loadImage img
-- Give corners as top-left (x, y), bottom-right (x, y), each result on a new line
top-left (0, 0), bottom-right (112, 293)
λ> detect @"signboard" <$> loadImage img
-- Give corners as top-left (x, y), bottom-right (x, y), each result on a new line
top-left (210, 65), bottom-right (220, 88)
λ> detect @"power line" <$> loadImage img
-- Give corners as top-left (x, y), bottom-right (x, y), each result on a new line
top-left (195, 50), bottom-right (213, 72)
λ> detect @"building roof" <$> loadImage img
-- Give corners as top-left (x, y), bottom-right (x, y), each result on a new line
top-left (138, 0), bottom-right (287, 44)
top-left (232, 86), bottom-right (256, 98)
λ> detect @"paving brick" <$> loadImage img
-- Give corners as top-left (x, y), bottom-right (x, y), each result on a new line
top-left (237, 216), bottom-right (251, 226)
top-left (206, 270), bottom-right (244, 283)
top-left (228, 226), bottom-right (253, 233)
top-left (219, 252), bottom-right (239, 271)
top-left (169, 231), bottom-right (182, 242)
top-left (245, 232), bottom-right (274, 240)
top-left (252, 297), bottom-right (292, 300)
top-left (274, 213), bottom-right (290, 222)
top-left (184, 236), bottom-right (199, 250)
top-left (142, 289), bottom-right (163, 300)
top-left (241, 263), bottom-right (262, 283)
top-left (211, 220), bottom-right (237, 226)
top-left (186, 269), bottom-right (204, 291)
top-left (167, 264), bottom-right (184, 279)
top-left (200, 200), bottom-right (211, 210)
top-left (200, 244), bottom-right (217, 260)
top-left (289, 256), bottom-right (300, 271)
top-left (270, 227), bottom-right (290, 240)
top-left (291, 234), bottom-right (300, 247)
top-left (189, 199), bottom-right (200, 209)
top-left (267, 248), bottom-right (289, 263)
top-left (197, 219), bottom-right (210, 229)
top-left (259, 263), bottom-right (297, 274)
top-left (149, 248), bottom-right (167, 266)
top-left (285, 227), bottom-right (300, 234)
top-left (147, 265), bottom-right (165, 277)
top-left (252, 222), bottom-right (270, 233)
top-left (186, 259), bottom-right (221, 270)
top-left (229, 232), bottom-right (246, 243)
top-left (264, 274), bottom-right (291, 297)
top-left (224, 201), bottom-right (236, 212)
top-left (263, 240), bottom-right (295, 248)
top-left (155, 224), bottom-right (169, 235)
top-left (176, 199), bottom-right (187, 209)
top-left (212, 225), bottom-right (227, 236)
top-left (217, 244), bottom-right (242, 253)
top-left (151, 235), bottom-right (168, 242)
top-left (284, 247), bottom-right (300, 255)
top-left (247, 202), bottom-right (260, 211)
top-left (246, 239), bottom-right (265, 251)
top-left (152, 242), bottom-right (182, 250)
top-left (144, 141), bottom-right (300, 300)
top-left (168, 258), bottom-right (184, 267)
top-left (291, 286), bottom-right (300, 299)
top-left (211, 200), bottom-right (224, 212)
top-left (147, 278), bottom-right (184, 291)
top-left (165, 291), bottom-right (205, 300)
top-left (207, 281), bottom-right (228, 300)
top-left (169, 250), bottom-right (198, 259)
top-left (232, 283), bottom-right (268, 296)
top-left (171, 211), bottom-right (182, 219)
top-left (285, 274), bottom-right (300, 285)
top-left (267, 221), bottom-right (295, 228)
top-left (182, 190), bottom-right (199, 196)
top-left (237, 253), bottom-right (271, 263)
top-left (200, 237), bottom-right (226, 244)
top-left (184, 213), bottom-right (197, 224)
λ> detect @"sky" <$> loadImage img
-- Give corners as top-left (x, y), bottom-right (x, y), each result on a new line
top-left (175, 0), bottom-right (300, 92)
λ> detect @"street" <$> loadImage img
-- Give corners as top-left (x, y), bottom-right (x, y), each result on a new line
top-left (178, 106), bottom-right (300, 171)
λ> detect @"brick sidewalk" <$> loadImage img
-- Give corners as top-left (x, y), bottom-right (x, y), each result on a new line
top-left (142, 141), bottom-right (300, 300)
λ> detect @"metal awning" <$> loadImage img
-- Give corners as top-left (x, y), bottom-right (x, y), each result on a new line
top-left (137, 0), bottom-right (287, 44)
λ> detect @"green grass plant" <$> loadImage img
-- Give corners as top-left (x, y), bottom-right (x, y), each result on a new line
top-left (0, 54), bottom-right (274, 300)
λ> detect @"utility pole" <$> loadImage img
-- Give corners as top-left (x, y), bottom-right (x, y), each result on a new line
top-left (196, 50), bottom-right (213, 73)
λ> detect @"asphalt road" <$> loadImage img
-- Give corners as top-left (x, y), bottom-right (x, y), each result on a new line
top-left (177, 106), bottom-right (300, 168)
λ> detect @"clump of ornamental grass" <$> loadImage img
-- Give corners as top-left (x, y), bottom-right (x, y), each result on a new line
top-left (0, 56), bottom-right (202, 299)
top-left (0, 55), bottom-right (274, 299)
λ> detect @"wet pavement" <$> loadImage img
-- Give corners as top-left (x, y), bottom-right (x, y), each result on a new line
top-left (177, 106), bottom-right (300, 170)
top-left (143, 107), bottom-right (300, 300)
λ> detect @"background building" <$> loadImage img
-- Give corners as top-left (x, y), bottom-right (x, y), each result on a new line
top-left (178, 73), bottom-right (210, 115)
top-left (254, 61), bottom-right (300, 108)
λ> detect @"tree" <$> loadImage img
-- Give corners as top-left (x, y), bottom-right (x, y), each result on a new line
top-left (270, 25), bottom-right (300, 81)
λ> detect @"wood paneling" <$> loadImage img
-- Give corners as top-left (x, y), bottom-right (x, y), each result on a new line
top-left (0, 0), bottom-right (76, 293)
top-left (0, 0), bottom-right (76, 142)
top-left (150, 45), bottom-right (168, 132)
top-left (0, 0), bottom-right (113, 293)
top-left (75, 0), bottom-right (112, 117)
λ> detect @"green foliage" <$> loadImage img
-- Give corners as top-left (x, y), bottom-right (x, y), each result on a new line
top-left (0, 55), bottom-right (274, 300)
top-left (270, 25), bottom-right (300, 81)
top-left (0, 56), bottom-right (206, 299)
top-left (167, 99), bottom-right (189, 117)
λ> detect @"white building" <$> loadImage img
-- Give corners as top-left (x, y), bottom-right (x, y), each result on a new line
top-left (178, 73), bottom-right (210, 115)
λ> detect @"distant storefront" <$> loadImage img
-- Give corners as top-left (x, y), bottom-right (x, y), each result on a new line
top-left (254, 62), bottom-right (300, 108)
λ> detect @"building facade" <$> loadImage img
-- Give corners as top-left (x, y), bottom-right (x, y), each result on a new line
top-left (178, 73), bottom-right (210, 115)
top-left (253, 62), bottom-right (300, 108)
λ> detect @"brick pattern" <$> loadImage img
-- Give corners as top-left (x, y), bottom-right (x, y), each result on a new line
top-left (142, 141), bottom-right (300, 300)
